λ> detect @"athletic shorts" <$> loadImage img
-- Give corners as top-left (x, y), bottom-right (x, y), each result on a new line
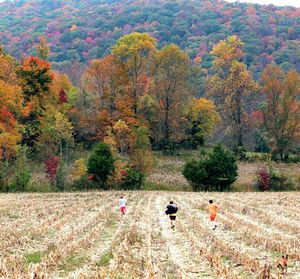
top-left (120, 206), bottom-right (126, 213)
top-left (169, 215), bottom-right (176, 221)
top-left (210, 214), bottom-right (216, 221)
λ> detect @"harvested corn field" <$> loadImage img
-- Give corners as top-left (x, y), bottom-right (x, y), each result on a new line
top-left (0, 192), bottom-right (300, 278)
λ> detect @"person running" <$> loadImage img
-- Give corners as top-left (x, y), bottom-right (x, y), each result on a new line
top-left (207, 200), bottom-right (219, 230)
top-left (118, 196), bottom-right (127, 215)
top-left (165, 200), bottom-right (178, 229)
top-left (276, 255), bottom-right (288, 276)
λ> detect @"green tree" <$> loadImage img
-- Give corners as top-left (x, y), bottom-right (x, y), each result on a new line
top-left (183, 144), bottom-right (238, 191)
top-left (130, 126), bottom-right (153, 175)
top-left (9, 146), bottom-right (31, 192)
top-left (37, 105), bottom-right (74, 159)
top-left (87, 142), bottom-right (115, 189)
top-left (119, 167), bottom-right (144, 190)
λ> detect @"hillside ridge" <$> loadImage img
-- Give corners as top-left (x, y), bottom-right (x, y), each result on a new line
top-left (0, 0), bottom-right (299, 76)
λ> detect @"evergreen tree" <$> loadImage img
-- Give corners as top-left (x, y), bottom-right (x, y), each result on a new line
top-left (87, 142), bottom-right (115, 189)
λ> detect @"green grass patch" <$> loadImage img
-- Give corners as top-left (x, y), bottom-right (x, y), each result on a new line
top-left (25, 251), bottom-right (42, 264)
top-left (25, 182), bottom-right (53, 192)
top-left (96, 251), bottom-right (114, 267)
top-left (7, 213), bottom-right (19, 219)
top-left (221, 255), bottom-right (231, 263)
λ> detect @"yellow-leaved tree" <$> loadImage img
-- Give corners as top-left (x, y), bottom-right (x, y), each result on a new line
top-left (112, 33), bottom-right (156, 117)
top-left (185, 98), bottom-right (220, 147)
top-left (208, 36), bottom-right (258, 149)
top-left (152, 44), bottom-right (191, 150)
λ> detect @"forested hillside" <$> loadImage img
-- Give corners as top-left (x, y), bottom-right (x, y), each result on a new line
top-left (0, 0), bottom-right (299, 77)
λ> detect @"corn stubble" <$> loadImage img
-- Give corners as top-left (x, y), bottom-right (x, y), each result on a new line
top-left (0, 192), bottom-right (299, 278)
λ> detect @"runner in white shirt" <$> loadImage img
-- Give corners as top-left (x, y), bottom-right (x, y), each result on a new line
top-left (118, 196), bottom-right (127, 215)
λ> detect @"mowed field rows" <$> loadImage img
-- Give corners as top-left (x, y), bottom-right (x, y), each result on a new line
top-left (0, 192), bottom-right (300, 278)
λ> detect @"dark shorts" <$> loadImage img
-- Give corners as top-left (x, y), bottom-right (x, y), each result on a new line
top-left (169, 216), bottom-right (176, 221)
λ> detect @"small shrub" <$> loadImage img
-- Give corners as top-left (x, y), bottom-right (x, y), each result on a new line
top-left (70, 158), bottom-right (87, 181)
top-left (87, 142), bottom-right (115, 189)
top-left (256, 167), bottom-right (295, 191)
top-left (55, 160), bottom-right (67, 191)
top-left (0, 162), bottom-right (10, 192)
top-left (1, 147), bottom-right (31, 192)
top-left (44, 156), bottom-right (60, 184)
top-left (9, 168), bottom-right (31, 192)
top-left (233, 145), bottom-right (247, 161)
top-left (9, 147), bottom-right (31, 192)
top-left (72, 175), bottom-right (97, 191)
top-left (130, 127), bottom-right (154, 175)
top-left (119, 167), bottom-right (144, 190)
top-left (183, 144), bottom-right (238, 191)
top-left (256, 167), bottom-right (270, 191)
top-left (269, 169), bottom-right (295, 191)
top-left (183, 159), bottom-right (208, 191)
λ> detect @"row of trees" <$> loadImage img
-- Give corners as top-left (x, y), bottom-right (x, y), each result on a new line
top-left (71, 34), bottom-right (300, 160)
top-left (207, 36), bottom-right (300, 160)
top-left (76, 32), bottom-right (220, 152)
top-left (0, 32), bottom-right (299, 191)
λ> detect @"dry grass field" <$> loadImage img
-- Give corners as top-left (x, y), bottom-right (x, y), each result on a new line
top-left (1, 191), bottom-right (300, 278)
top-left (146, 154), bottom-right (300, 191)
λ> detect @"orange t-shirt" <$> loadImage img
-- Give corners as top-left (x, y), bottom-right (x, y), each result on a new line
top-left (207, 204), bottom-right (218, 215)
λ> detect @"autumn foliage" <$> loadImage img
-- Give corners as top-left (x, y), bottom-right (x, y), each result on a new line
top-left (44, 156), bottom-right (60, 184)
top-left (0, 29), bottom-right (300, 193)
top-left (259, 64), bottom-right (300, 160)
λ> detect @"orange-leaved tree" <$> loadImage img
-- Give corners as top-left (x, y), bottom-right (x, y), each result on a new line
top-left (82, 55), bottom-right (124, 121)
top-left (260, 64), bottom-right (300, 160)
top-left (17, 56), bottom-right (54, 146)
top-left (0, 48), bottom-right (23, 160)
top-left (0, 107), bottom-right (21, 161)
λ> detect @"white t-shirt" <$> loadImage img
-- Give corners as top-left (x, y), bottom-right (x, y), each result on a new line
top-left (119, 198), bottom-right (127, 207)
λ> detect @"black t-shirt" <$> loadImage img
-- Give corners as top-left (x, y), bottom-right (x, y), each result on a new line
top-left (165, 204), bottom-right (178, 215)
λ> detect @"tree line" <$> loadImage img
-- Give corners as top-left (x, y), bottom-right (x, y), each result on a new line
top-left (0, 32), bottom-right (299, 191)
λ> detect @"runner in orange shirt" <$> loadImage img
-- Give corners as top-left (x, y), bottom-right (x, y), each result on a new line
top-left (207, 200), bottom-right (219, 230)
top-left (276, 255), bottom-right (288, 276)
